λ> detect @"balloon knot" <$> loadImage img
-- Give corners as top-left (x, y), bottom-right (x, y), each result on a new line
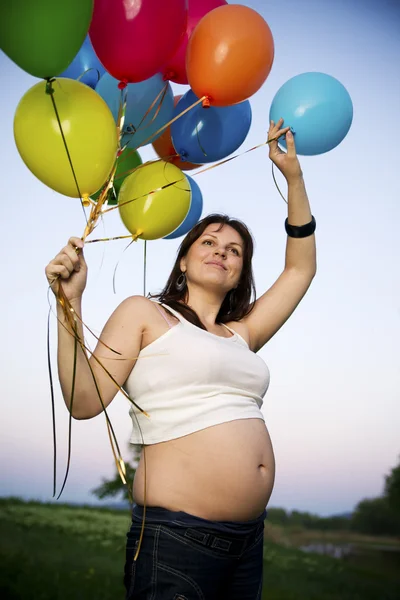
top-left (118, 79), bottom-right (128, 90)
top-left (163, 70), bottom-right (175, 82)
top-left (45, 78), bottom-right (56, 95)
top-left (202, 97), bottom-right (211, 109)
top-left (133, 229), bottom-right (143, 241)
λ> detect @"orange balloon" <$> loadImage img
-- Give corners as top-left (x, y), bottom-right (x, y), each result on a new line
top-left (186, 5), bottom-right (274, 107)
top-left (152, 95), bottom-right (201, 171)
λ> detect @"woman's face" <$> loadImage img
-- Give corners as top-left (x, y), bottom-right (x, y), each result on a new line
top-left (180, 223), bottom-right (244, 294)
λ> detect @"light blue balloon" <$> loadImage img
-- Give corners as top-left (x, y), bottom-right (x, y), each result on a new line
top-left (58, 35), bottom-right (105, 89)
top-left (269, 72), bottom-right (353, 156)
top-left (171, 90), bottom-right (252, 164)
top-left (164, 175), bottom-right (203, 240)
top-left (95, 72), bottom-right (174, 148)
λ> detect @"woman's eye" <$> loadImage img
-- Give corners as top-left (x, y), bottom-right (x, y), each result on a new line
top-left (229, 248), bottom-right (239, 255)
top-left (202, 240), bottom-right (213, 245)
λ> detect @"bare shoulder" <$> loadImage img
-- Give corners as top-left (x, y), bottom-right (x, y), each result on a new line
top-left (103, 295), bottom-right (157, 333)
top-left (111, 295), bottom-right (159, 322)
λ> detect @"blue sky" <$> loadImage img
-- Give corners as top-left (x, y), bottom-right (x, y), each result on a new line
top-left (0, 0), bottom-right (399, 516)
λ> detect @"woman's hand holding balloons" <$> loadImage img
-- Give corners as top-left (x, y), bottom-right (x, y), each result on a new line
top-left (45, 237), bottom-right (87, 301)
top-left (268, 119), bottom-right (303, 184)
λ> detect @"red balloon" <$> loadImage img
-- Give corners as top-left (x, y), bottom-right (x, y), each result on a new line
top-left (163, 0), bottom-right (227, 85)
top-left (89, 0), bottom-right (188, 83)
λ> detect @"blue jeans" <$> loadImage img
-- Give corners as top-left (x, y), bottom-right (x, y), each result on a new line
top-left (124, 504), bottom-right (267, 600)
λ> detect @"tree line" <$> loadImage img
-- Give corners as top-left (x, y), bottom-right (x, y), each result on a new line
top-left (92, 452), bottom-right (400, 536)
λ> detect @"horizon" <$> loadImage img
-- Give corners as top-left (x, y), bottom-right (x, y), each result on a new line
top-left (0, 495), bottom-right (356, 519)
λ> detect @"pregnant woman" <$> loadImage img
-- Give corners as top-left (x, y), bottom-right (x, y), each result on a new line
top-left (45, 119), bottom-right (316, 599)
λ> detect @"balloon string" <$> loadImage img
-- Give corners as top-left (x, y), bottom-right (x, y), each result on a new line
top-left (112, 238), bottom-right (137, 294)
top-left (81, 89), bottom-right (127, 240)
top-left (85, 234), bottom-right (135, 244)
top-left (77, 333), bottom-right (131, 487)
top-left (131, 95), bottom-right (208, 152)
top-left (193, 140), bottom-right (270, 177)
top-left (85, 134), bottom-right (286, 244)
top-left (45, 78), bottom-right (88, 225)
top-left (271, 163), bottom-right (288, 204)
top-left (101, 176), bottom-right (189, 216)
top-left (113, 152), bottom-right (177, 184)
top-left (116, 87), bottom-right (127, 142)
top-left (76, 67), bottom-right (102, 86)
top-left (123, 82), bottom-right (169, 144)
top-left (47, 307), bottom-right (57, 497)
top-left (53, 287), bottom-right (148, 530)
top-left (105, 419), bottom-right (133, 504)
top-left (55, 283), bottom-right (150, 407)
top-left (143, 241), bottom-right (147, 297)
top-left (93, 94), bottom-right (204, 203)
top-left (100, 135), bottom-right (284, 218)
top-left (56, 314), bottom-right (79, 500)
top-left (52, 291), bottom-right (150, 414)
top-left (47, 283), bottom-right (124, 359)
top-left (47, 85), bottom-right (136, 502)
top-left (195, 121), bottom-right (208, 158)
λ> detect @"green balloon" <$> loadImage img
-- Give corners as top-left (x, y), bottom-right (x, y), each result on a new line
top-left (114, 149), bottom-right (143, 196)
top-left (0, 0), bottom-right (94, 78)
top-left (92, 149), bottom-right (143, 206)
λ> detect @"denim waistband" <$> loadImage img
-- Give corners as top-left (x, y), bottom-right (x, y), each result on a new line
top-left (132, 503), bottom-right (267, 536)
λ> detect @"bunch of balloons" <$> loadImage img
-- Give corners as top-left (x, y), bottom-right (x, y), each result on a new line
top-left (1, 0), bottom-right (353, 241)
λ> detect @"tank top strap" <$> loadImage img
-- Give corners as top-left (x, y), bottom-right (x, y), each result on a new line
top-left (151, 300), bottom-right (186, 324)
top-left (221, 323), bottom-right (236, 335)
top-left (221, 323), bottom-right (249, 347)
top-left (152, 302), bottom-right (175, 329)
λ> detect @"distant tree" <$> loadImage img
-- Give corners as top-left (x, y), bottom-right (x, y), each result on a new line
top-left (289, 510), bottom-right (321, 529)
top-left (91, 445), bottom-right (141, 503)
top-left (351, 497), bottom-right (398, 535)
top-left (92, 462), bottom-right (137, 503)
top-left (384, 456), bottom-right (400, 515)
top-left (266, 508), bottom-right (289, 526)
top-left (318, 516), bottom-right (351, 531)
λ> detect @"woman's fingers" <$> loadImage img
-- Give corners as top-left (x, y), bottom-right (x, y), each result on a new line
top-left (45, 237), bottom-right (85, 285)
top-left (61, 245), bottom-right (82, 271)
top-left (269, 119), bottom-right (290, 140)
top-left (68, 236), bottom-right (84, 251)
top-left (45, 264), bottom-right (67, 288)
top-left (53, 265), bottom-right (71, 280)
top-left (269, 118), bottom-right (292, 157)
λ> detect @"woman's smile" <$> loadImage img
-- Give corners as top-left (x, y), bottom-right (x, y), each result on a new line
top-left (205, 261), bottom-right (227, 271)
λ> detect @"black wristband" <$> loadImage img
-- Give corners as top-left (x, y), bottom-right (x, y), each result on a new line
top-left (285, 215), bottom-right (316, 238)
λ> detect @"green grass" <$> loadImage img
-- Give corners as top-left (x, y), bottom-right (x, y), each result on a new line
top-left (0, 498), bottom-right (398, 600)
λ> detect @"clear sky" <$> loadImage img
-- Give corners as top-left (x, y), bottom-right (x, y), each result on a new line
top-left (0, 0), bottom-right (399, 517)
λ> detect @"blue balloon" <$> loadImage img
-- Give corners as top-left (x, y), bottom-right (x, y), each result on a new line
top-left (96, 73), bottom-right (174, 149)
top-left (171, 90), bottom-right (252, 164)
top-left (58, 35), bottom-right (105, 89)
top-left (269, 72), bottom-right (353, 156)
top-left (164, 175), bottom-right (203, 240)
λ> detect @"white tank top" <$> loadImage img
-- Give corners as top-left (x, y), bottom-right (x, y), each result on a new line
top-left (125, 301), bottom-right (270, 445)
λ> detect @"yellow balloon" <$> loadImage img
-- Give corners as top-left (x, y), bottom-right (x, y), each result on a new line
top-left (13, 78), bottom-right (118, 198)
top-left (118, 161), bottom-right (191, 240)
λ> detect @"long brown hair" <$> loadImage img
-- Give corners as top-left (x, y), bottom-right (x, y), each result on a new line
top-left (151, 214), bottom-right (256, 329)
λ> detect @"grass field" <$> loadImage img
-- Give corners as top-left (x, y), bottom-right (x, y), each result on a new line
top-left (0, 498), bottom-right (399, 599)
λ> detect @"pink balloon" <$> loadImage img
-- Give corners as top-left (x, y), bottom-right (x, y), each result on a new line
top-left (162, 0), bottom-right (227, 85)
top-left (89, 0), bottom-right (188, 83)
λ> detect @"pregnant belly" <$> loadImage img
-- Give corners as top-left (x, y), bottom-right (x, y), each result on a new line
top-left (133, 418), bottom-right (275, 521)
